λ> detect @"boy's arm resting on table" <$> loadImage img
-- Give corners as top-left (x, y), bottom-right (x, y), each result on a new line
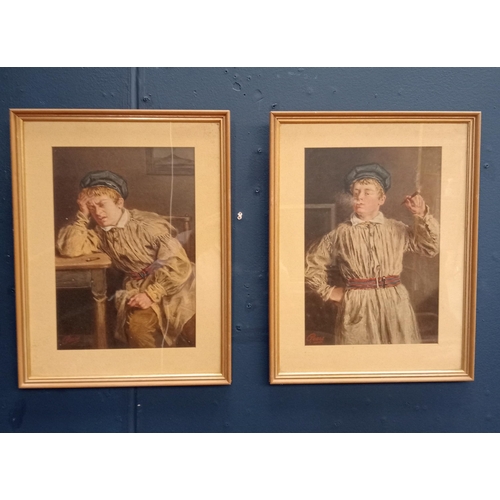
top-left (143, 233), bottom-right (193, 303)
top-left (56, 211), bottom-right (101, 257)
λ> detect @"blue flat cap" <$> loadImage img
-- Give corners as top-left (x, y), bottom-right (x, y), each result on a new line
top-left (344, 163), bottom-right (391, 193)
top-left (80, 170), bottom-right (129, 199)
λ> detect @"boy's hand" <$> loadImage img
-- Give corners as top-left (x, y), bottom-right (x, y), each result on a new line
top-left (403, 193), bottom-right (426, 216)
top-left (77, 192), bottom-right (90, 217)
top-left (329, 287), bottom-right (344, 304)
top-left (128, 292), bottom-right (153, 309)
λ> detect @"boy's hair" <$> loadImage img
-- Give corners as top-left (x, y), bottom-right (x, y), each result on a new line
top-left (80, 186), bottom-right (122, 203)
top-left (350, 178), bottom-right (385, 199)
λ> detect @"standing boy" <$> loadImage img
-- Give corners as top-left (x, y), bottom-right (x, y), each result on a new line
top-left (57, 170), bottom-right (195, 348)
top-left (305, 163), bottom-right (439, 344)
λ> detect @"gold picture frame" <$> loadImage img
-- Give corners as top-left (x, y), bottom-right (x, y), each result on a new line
top-left (270, 111), bottom-right (480, 384)
top-left (10, 109), bottom-right (231, 388)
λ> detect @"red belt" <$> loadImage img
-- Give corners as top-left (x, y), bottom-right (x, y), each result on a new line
top-left (128, 260), bottom-right (163, 280)
top-left (346, 275), bottom-right (400, 290)
top-left (129, 268), bottom-right (152, 280)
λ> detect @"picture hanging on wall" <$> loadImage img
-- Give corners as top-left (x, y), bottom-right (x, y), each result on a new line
top-left (10, 109), bottom-right (231, 388)
top-left (269, 111), bottom-right (480, 384)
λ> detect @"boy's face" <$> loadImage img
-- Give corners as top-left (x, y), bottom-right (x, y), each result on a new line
top-left (86, 195), bottom-right (124, 227)
top-left (351, 180), bottom-right (386, 221)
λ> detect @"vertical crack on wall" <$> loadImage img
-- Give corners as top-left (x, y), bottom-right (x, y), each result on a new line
top-left (9, 399), bottom-right (26, 432)
top-left (128, 387), bottom-right (138, 433)
top-left (129, 67), bottom-right (140, 432)
top-left (130, 67), bottom-right (139, 109)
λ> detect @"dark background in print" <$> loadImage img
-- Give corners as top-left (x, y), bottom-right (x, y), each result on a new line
top-left (305, 146), bottom-right (441, 345)
top-left (53, 147), bottom-right (195, 349)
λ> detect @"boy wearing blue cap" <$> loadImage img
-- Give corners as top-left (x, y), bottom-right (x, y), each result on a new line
top-left (57, 170), bottom-right (195, 348)
top-left (305, 163), bottom-right (439, 344)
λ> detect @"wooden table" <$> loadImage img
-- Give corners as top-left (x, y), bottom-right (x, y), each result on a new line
top-left (55, 253), bottom-right (112, 349)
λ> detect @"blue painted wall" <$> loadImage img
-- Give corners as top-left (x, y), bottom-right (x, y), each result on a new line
top-left (0, 67), bottom-right (499, 432)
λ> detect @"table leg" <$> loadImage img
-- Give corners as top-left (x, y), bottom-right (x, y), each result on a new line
top-left (91, 269), bottom-right (108, 349)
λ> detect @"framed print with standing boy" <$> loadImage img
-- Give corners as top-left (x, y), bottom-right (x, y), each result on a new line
top-left (11, 109), bottom-right (231, 388)
top-left (270, 111), bottom-right (480, 384)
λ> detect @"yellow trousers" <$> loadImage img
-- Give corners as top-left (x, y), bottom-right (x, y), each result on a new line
top-left (126, 307), bottom-right (195, 348)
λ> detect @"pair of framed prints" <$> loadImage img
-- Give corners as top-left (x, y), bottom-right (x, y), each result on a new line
top-left (10, 109), bottom-right (480, 388)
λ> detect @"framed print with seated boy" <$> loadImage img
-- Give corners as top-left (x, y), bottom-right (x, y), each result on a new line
top-left (269, 111), bottom-right (480, 384)
top-left (10, 109), bottom-right (231, 388)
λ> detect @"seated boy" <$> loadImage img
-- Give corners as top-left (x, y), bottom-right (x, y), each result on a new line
top-left (57, 170), bottom-right (195, 348)
top-left (305, 163), bottom-right (439, 345)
